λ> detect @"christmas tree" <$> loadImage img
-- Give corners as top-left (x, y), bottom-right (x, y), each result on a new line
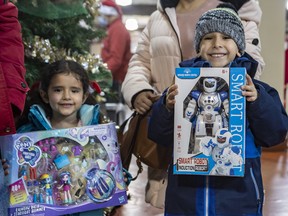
top-left (15, 0), bottom-right (112, 99)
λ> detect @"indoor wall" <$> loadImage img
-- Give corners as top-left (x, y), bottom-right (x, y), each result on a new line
top-left (258, 0), bottom-right (286, 101)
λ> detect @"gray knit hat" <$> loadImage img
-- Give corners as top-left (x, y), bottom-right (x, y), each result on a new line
top-left (194, 6), bottom-right (245, 54)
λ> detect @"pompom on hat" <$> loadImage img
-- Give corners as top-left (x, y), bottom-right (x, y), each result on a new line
top-left (194, 3), bottom-right (245, 54)
top-left (98, 0), bottom-right (122, 17)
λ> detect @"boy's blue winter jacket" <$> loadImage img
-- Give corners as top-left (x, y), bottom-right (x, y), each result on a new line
top-left (148, 54), bottom-right (288, 216)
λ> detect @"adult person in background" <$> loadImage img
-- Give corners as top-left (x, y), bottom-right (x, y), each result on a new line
top-left (121, 0), bottom-right (265, 209)
top-left (0, 1), bottom-right (28, 215)
top-left (98, 0), bottom-right (131, 102)
top-left (0, 1), bottom-right (28, 136)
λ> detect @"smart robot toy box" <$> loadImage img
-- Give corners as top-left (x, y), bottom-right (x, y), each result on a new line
top-left (0, 122), bottom-right (127, 216)
top-left (174, 67), bottom-right (246, 177)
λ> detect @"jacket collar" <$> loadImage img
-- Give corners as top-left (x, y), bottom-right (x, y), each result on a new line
top-left (27, 104), bottom-right (100, 130)
top-left (160, 0), bottom-right (179, 9)
top-left (158, 0), bottom-right (179, 12)
top-left (29, 105), bottom-right (52, 130)
top-left (179, 52), bottom-right (259, 78)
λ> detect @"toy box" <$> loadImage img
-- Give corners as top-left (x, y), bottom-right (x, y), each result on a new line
top-left (0, 123), bottom-right (127, 216)
top-left (174, 67), bottom-right (246, 177)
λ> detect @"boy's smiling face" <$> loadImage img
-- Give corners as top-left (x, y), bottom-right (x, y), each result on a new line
top-left (198, 32), bottom-right (240, 67)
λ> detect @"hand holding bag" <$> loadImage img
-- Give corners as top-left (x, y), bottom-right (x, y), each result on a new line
top-left (118, 96), bottom-right (173, 180)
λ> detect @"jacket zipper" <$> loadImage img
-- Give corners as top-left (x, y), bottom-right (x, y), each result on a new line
top-left (250, 168), bottom-right (262, 214)
top-left (163, 8), bottom-right (184, 62)
top-left (205, 176), bottom-right (209, 216)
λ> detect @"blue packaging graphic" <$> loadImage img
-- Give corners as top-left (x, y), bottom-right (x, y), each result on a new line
top-left (174, 67), bottom-right (246, 177)
top-left (0, 122), bottom-right (127, 216)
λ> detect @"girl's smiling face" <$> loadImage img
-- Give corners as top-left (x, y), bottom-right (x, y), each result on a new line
top-left (198, 32), bottom-right (240, 67)
top-left (40, 73), bottom-right (88, 126)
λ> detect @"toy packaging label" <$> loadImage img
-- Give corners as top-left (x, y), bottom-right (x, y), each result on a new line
top-left (0, 123), bottom-right (128, 216)
top-left (174, 67), bottom-right (246, 177)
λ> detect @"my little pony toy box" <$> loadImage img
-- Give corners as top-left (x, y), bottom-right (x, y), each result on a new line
top-left (0, 122), bottom-right (127, 216)
top-left (174, 67), bottom-right (246, 177)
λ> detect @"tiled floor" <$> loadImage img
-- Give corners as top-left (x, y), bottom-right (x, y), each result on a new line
top-left (261, 144), bottom-right (288, 216)
top-left (112, 142), bottom-right (288, 216)
top-left (110, 155), bottom-right (164, 216)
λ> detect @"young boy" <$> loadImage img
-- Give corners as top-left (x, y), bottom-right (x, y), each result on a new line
top-left (148, 4), bottom-right (288, 216)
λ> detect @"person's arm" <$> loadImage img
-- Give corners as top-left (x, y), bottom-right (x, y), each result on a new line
top-left (220, 0), bottom-right (249, 11)
top-left (0, 2), bottom-right (28, 115)
top-left (1, 159), bottom-right (9, 176)
top-left (222, 0), bottom-right (265, 79)
top-left (148, 90), bottom-right (174, 147)
top-left (0, 2), bottom-right (28, 136)
top-left (238, 0), bottom-right (265, 79)
top-left (121, 14), bottom-right (155, 109)
top-left (247, 80), bottom-right (288, 147)
top-left (242, 20), bottom-right (264, 80)
top-left (101, 20), bottom-right (130, 74)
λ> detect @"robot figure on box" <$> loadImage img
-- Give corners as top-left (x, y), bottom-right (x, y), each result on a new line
top-left (200, 128), bottom-right (243, 175)
top-left (58, 171), bottom-right (74, 204)
top-left (184, 77), bottom-right (229, 153)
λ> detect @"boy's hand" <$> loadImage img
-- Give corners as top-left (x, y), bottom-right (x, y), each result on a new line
top-left (241, 74), bottom-right (258, 102)
top-left (166, 84), bottom-right (178, 111)
top-left (1, 159), bottom-right (9, 176)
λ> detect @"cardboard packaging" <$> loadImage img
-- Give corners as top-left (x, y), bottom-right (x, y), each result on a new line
top-left (174, 67), bottom-right (246, 177)
top-left (0, 122), bottom-right (127, 215)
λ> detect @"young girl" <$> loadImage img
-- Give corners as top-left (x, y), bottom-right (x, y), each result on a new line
top-left (17, 60), bottom-right (122, 216)
top-left (148, 4), bottom-right (288, 216)
top-left (17, 60), bottom-right (103, 132)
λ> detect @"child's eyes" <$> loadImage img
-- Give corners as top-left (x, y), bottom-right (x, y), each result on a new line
top-left (71, 89), bottom-right (80, 93)
top-left (53, 88), bottom-right (62, 92)
top-left (203, 36), bottom-right (212, 40)
top-left (52, 88), bottom-right (81, 93)
top-left (223, 36), bottom-right (231, 40)
top-left (203, 35), bottom-right (232, 40)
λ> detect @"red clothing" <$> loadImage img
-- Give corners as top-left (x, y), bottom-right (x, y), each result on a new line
top-left (101, 18), bottom-right (131, 83)
top-left (0, 2), bottom-right (28, 135)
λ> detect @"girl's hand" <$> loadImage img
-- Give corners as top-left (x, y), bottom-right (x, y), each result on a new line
top-left (2, 159), bottom-right (9, 176)
top-left (122, 168), bottom-right (132, 188)
top-left (166, 84), bottom-right (178, 111)
top-left (241, 74), bottom-right (258, 102)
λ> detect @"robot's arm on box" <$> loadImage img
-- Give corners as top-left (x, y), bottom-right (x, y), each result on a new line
top-left (219, 91), bottom-right (229, 116)
top-left (223, 146), bottom-right (243, 166)
top-left (222, 98), bottom-right (229, 116)
top-left (184, 98), bottom-right (197, 121)
top-left (200, 138), bottom-right (215, 156)
top-left (184, 90), bottom-right (201, 121)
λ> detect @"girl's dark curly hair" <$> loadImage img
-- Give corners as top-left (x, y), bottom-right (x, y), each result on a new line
top-left (40, 60), bottom-right (89, 94)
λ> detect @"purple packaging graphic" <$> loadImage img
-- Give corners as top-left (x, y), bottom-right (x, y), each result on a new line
top-left (174, 67), bottom-right (246, 177)
top-left (0, 123), bottom-right (127, 216)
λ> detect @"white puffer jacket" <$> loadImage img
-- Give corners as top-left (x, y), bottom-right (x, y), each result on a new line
top-left (122, 0), bottom-right (264, 108)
